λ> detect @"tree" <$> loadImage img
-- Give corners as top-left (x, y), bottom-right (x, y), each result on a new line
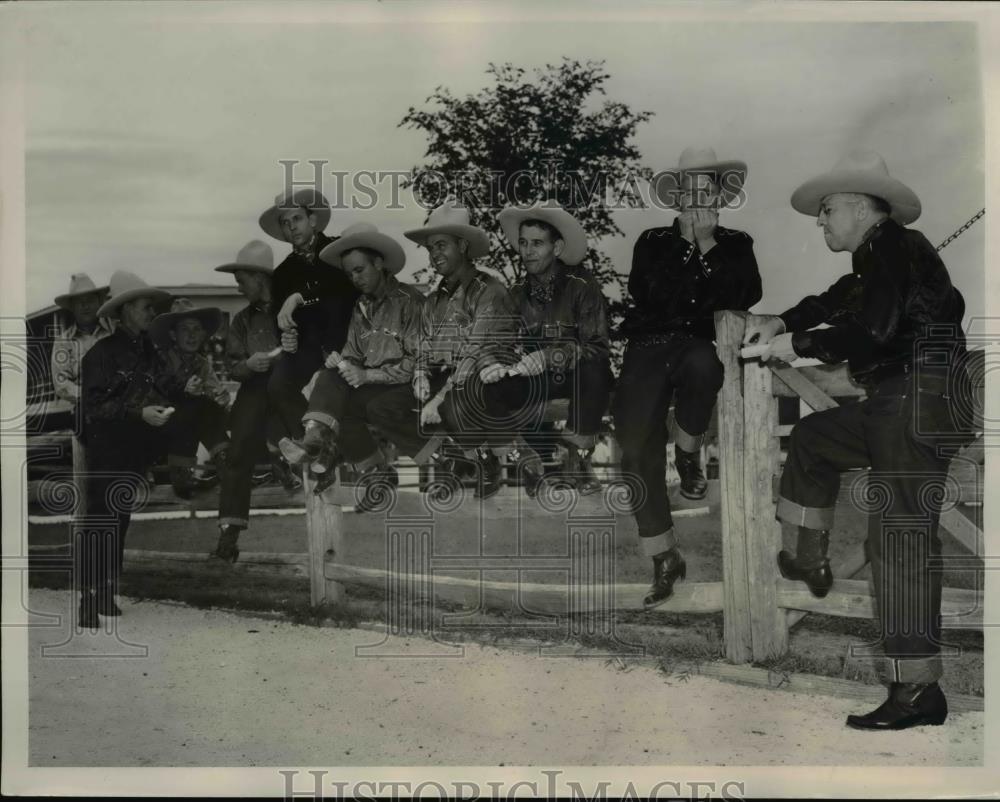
top-left (399, 59), bottom-right (653, 323)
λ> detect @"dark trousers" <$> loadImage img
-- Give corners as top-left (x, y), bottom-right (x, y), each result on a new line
top-left (165, 396), bottom-right (229, 465)
top-left (267, 346), bottom-right (322, 444)
top-left (485, 358), bottom-right (613, 449)
top-left (218, 375), bottom-right (278, 530)
top-left (613, 335), bottom-right (724, 555)
top-left (776, 371), bottom-right (956, 684)
top-left (304, 369), bottom-right (412, 467)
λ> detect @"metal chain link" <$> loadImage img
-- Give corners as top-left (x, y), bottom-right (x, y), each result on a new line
top-left (936, 208), bottom-right (985, 252)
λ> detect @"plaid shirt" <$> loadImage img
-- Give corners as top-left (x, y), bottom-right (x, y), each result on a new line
top-left (158, 348), bottom-right (230, 407)
top-left (341, 277), bottom-right (425, 384)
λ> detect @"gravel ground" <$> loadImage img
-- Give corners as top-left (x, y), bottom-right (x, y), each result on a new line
top-left (25, 589), bottom-right (983, 768)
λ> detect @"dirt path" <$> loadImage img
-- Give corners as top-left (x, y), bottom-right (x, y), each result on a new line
top-left (27, 589), bottom-right (982, 767)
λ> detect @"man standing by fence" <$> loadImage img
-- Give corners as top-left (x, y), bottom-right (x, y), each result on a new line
top-left (50, 273), bottom-right (114, 406)
top-left (745, 149), bottom-right (971, 731)
top-left (617, 147), bottom-right (762, 609)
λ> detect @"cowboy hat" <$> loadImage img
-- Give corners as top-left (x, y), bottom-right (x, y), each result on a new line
top-left (149, 297), bottom-right (223, 351)
top-left (404, 199), bottom-right (491, 259)
top-left (54, 273), bottom-right (109, 310)
top-left (790, 149), bottom-right (921, 225)
top-left (96, 271), bottom-right (171, 319)
top-left (258, 187), bottom-right (332, 242)
top-left (498, 201), bottom-right (588, 266)
top-left (652, 146), bottom-right (748, 210)
top-left (214, 239), bottom-right (275, 275)
top-left (319, 222), bottom-right (406, 275)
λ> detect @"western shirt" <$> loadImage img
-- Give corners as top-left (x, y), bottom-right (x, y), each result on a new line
top-left (341, 277), bottom-right (426, 384)
top-left (225, 301), bottom-right (280, 383)
top-left (81, 327), bottom-right (170, 427)
top-left (50, 318), bottom-right (115, 403)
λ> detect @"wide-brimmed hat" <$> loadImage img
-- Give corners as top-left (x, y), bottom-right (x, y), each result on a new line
top-left (790, 149), bottom-right (921, 225)
top-left (404, 200), bottom-right (490, 259)
top-left (54, 272), bottom-right (109, 310)
top-left (319, 222), bottom-right (406, 275)
top-left (214, 240), bottom-right (275, 275)
top-left (652, 146), bottom-right (748, 210)
top-left (149, 297), bottom-right (223, 351)
top-left (258, 187), bottom-right (332, 242)
top-left (497, 201), bottom-right (588, 266)
top-left (96, 271), bottom-right (171, 319)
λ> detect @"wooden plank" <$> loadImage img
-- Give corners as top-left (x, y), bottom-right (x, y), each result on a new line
top-left (121, 548), bottom-right (307, 577)
top-left (304, 470), bottom-right (344, 606)
top-left (743, 317), bottom-right (788, 660)
top-left (714, 310), bottom-right (753, 663)
top-left (939, 507), bottom-right (982, 555)
top-left (324, 562), bottom-right (725, 615)
top-left (769, 363), bottom-right (839, 411)
top-left (777, 577), bottom-right (983, 629)
top-left (787, 543), bottom-right (869, 628)
top-left (770, 363), bottom-right (865, 400)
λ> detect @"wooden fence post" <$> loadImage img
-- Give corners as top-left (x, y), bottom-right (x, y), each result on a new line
top-left (71, 434), bottom-right (87, 518)
top-left (714, 310), bottom-right (753, 663)
top-left (741, 314), bottom-right (789, 660)
top-left (303, 471), bottom-right (344, 607)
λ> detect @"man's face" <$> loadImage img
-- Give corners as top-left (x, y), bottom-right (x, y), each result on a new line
top-left (278, 206), bottom-right (318, 248)
top-left (120, 298), bottom-right (157, 332)
top-left (69, 292), bottom-right (102, 328)
top-left (679, 172), bottom-right (720, 212)
top-left (234, 270), bottom-right (266, 303)
top-left (817, 194), bottom-right (863, 252)
top-left (426, 234), bottom-right (466, 280)
top-left (172, 318), bottom-right (208, 353)
top-left (342, 250), bottom-right (385, 297)
top-left (518, 223), bottom-right (562, 277)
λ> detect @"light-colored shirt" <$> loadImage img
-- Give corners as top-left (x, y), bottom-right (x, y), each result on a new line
top-left (50, 318), bottom-right (115, 403)
top-left (341, 277), bottom-right (425, 384)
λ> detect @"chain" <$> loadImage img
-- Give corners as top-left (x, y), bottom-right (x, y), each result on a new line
top-left (936, 208), bottom-right (985, 252)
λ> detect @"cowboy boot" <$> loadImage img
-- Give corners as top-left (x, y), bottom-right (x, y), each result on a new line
top-left (643, 548), bottom-right (687, 609)
top-left (574, 447), bottom-right (602, 496)
top-left (674, 444), bottom-right (708, 500)
top-left (96, 581), bottom-right (121, 617)
top-left (280, 423), bottom-right (332, 467)
top-left (269, 450), bottom-right (302, 492)
top-left (169, 465), bottom-right (196, 500)
top-left (777, 527), bottom-right (833, 598)
top-left (354, 465), bottom-right (399, 513)
top-left (78, 591), bottom-right (100, 630)
top-left (474, 447), bottom-right (503, 500)
top-left (210, 524), bottom-right (241, 563)
top-left (846, 682), bottom-right (948, 730)
top-left (511, 445), bottom-right (545, 499)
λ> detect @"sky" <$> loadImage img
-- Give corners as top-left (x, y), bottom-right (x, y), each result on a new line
top-left (19, 3), bottom-right (986, 323)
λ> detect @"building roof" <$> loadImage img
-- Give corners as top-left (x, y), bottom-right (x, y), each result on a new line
top-left (28, 283), bottom-right (240, 321)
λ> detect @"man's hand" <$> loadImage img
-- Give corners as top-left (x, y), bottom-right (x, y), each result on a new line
top-left (760, 332), bottom-right (797, 363)
top-left (141, 405), bottom-right (172, 427)
top-left (277, 293), bottom-right (303, 331)
top-left (280, 328), bottom-right (299, 353)
top-left (692, 208), bottom-right (718, 247)
top-left (412, 371), bottom-right (431, 402)
top-left (247, 351), bottom-right (275, 373)
top-left (511, 350), bottom-right (546, 377)
top-left (338, 361), bottom-right (366, 388)
top-left (184, 375), bottom-right (203, 396)
top-left (324, 350), bottom-right (343, 369)
top-left (678, 211), bottom-right (695, 244)
top-left (479, 363), bottom-right (506, 385)
top-left (420, 397), bottom-right (443, 427)
top-left (742, 315), bottom-right (786, 347)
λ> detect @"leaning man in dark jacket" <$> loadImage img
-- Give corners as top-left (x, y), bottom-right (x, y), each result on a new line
top-left (616, 147), bottom-right (762, 610)
top-left (745, 150), bottom-right (971, 731)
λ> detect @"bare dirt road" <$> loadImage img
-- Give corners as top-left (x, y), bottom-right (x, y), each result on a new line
top-left (25, 589), bottom-right (982, 768)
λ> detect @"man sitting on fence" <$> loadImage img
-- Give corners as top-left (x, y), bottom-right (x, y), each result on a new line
top-left (210, 240), bottom-right (281, 563)
top-left (477, 201), bottom-right (613, 497)
top-left (258, 187), bottom-right (361, 483)
top-left (78, 271), bottom-right (173, 628)
top-left (149, 297), bottom-right (231, 500)
top-left (279, 223), bottom-right (425, 511)
top-left (616, 147), bottom-right (762, 609)
top-left (366, 200), bottom-right (518, 500)
top-left (745, 149), bottom-right (972, 731)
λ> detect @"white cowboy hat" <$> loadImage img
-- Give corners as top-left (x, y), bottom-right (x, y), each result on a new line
top-left (54, 272), bottom-right (109, 310)
top-left (214, 239), bottom-right (275, 275)
top-left (96, 271), bottom-right (171, 319)
top-left (404, 199), bottom-right (491, 259)
top-left (258, 187), bottom-right (332, 242)
top-left (497, 201), bottom-right (588, 266)
top-left (149, 297), bottom-right (223, 351)
top-left (790, 149), bottom-right (921, 225)
top-left (652, 146), bottom-right (748, 210)
top-left (319, 222), bottom-right (406, 275)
